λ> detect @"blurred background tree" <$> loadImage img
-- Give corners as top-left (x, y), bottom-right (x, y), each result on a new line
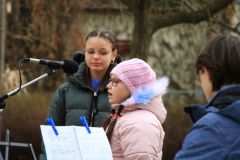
top-left (3, 0), bottom-right (84, 90)
top-left (120, 0), bottom-right (236, 60)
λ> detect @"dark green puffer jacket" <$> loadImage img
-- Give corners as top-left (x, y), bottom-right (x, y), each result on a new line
top-left (47, 62), bottom-right (113, 126)
top-left (39, 62), bottom-right (114, 160)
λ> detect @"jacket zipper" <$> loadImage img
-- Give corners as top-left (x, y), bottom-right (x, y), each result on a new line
top-left (89, 91), bottom-right (98, 127)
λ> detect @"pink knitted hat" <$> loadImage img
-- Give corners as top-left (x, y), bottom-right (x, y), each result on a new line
top-left (111, 58), bottom-right (156, 94)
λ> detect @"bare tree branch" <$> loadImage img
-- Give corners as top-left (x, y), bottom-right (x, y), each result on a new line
top-left (150, 0), bottom-right (233, 34)
top-left (236, 21), bottom-right (240, 29)
top-left (213, 20), bottom-right (240, 35)
top-left (7, 33), bottom-right (56, 51)
top-left (119, 0), bottom-right (136, 11)
top-left (182, 0), bottom-right (198, 11)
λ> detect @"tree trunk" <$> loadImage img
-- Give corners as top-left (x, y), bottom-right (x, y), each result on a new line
top-left (120, 0), bottom-right (234, 61)
top-left (0, 0), bottom-right (6, 78)
top-left (131, 0), bottom-right (152, 61)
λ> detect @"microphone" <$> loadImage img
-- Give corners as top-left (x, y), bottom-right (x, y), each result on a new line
top-left (23, 58), bottom-right (79, 74)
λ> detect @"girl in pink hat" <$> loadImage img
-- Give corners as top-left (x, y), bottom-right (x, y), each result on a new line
top-left (103, 58), bottom-right (169, 160)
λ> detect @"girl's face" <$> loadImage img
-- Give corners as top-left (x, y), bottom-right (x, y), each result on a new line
top-left (107, 75), bottom-right (131, 105)
top-left (85, 37), bottom-right (117, 79)
top-left (197, 67), bottom-right (214, 102)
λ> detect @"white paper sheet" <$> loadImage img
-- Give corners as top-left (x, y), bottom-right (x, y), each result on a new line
top-left (40, 125), bottom-right (112, 160)
top-left (74, 127), bottom-right (113, 160)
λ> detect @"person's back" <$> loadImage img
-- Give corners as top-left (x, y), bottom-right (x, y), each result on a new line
top-left (176, 85), bottom-right (240, 159)
top-left (174, 34), bottom-right (240, 160)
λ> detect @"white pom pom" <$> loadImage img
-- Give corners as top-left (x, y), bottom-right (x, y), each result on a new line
top-left (121, 76), bottom-right (169, 106)
top-left (153, 76), bottom-right (169, 96)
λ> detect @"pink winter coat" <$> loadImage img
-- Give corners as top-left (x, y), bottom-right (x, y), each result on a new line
top-left (110, 95), bottom-right (167, 160)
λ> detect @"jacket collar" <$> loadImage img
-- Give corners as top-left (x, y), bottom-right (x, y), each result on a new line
top-left (207, 84), bottom-right (240, 109)
top-left (185, 84), bottom-right (240, 123)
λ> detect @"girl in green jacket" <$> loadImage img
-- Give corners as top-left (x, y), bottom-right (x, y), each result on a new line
top-left (39, 29), bottom-right (119, 160)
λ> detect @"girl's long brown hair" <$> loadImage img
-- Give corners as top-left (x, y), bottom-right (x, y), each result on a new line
top-left (103, 105), bottom-right (124, 141)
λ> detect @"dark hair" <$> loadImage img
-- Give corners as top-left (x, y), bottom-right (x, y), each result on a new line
top-left (195, 34), bottom-right (240, 91)
top-left (103, 105), bottom-right (123, 142)
top-left (84, 29), bottom-right (116, 51)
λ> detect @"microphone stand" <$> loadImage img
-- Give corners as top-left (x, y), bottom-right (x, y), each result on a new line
top-left (0, 69), bottom-right (56, 108)
top-left (0, 69), bottom-right (56, 160)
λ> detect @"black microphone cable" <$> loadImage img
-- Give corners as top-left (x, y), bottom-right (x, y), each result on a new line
top-left (12, 58), bottom-right (25, 96)
top-left (0, 58), bottom-right (25, 102)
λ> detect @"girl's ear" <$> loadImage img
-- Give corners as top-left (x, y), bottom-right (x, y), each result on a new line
top-left (111, 49), bottom-right (118, 61)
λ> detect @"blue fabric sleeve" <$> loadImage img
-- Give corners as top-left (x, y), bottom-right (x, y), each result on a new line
top-left (174, 122), bottom-right (227, 160)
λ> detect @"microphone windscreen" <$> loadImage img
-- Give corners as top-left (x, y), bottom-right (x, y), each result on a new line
top-left (73, 50), bottom-right (85, 64)
top-left (62, 60), bottom-right (79, 74)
